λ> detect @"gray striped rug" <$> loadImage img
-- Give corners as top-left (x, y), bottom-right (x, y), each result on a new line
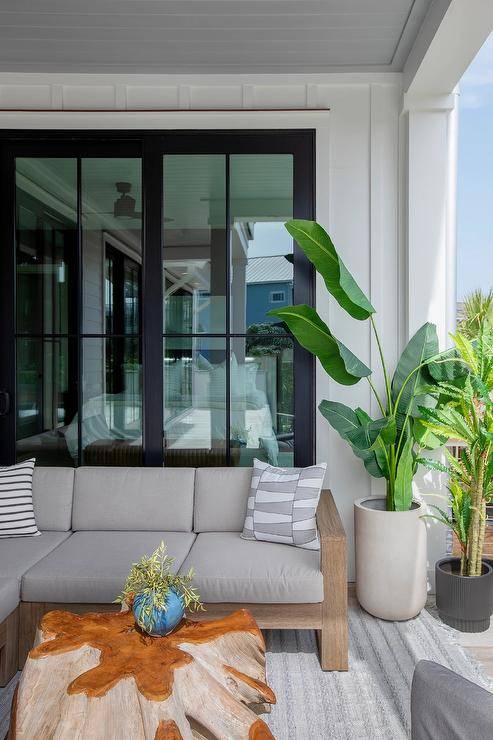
top-left (1, 603), bottom-right (491, 739)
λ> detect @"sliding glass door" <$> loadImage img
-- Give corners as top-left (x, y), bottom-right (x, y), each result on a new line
top-left (0, 131), bottom-right (314, 468)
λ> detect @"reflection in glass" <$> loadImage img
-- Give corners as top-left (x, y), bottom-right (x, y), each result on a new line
top-left (163, 155), bottom-right (226, 334)
top-left (105, 244), bottom-right (141, 334)
top-left (80, 338), bottom-right (142, 466)
top-left (231, 335), bottom-right (294, 467)
top-left (16, 158), bottom-right (77, 335)
top-left (229, 155), bottom-right (294, 333)
top-left (16, 338), bottom-right (77, 466)
top-left (82, 159), bottom-right (142, 334)
top-left (164, 337), bottom-right (227, 465)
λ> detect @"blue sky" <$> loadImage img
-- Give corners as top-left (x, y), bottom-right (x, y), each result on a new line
top-left (457, 32), bottom-right (493, 300)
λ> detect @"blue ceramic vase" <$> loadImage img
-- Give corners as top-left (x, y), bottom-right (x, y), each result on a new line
top-left (133, 589), bottom-right (185, 637)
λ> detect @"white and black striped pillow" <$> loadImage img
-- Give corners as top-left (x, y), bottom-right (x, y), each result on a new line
top-left (241, 459), bottom-right (326, 550)
top-left (0, 459), bottom-right (40, 538)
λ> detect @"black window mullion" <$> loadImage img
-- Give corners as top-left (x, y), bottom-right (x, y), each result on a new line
top-left (76, 156), bottom-right (83, 467)
top-left (225, 154), bottom-right (231, 466)
top-left (293, 133), bottom-right (315, 467)
top-left (0, 144), bottom-right (16, 465)
top-left (142, 137), bottom-right (164, 466)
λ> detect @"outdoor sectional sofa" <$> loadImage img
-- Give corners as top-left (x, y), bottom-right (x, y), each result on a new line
top-left (0, 466), bottom-right (347, 687)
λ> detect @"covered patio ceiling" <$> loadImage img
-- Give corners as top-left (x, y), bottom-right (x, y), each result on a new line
top-left (0, 0), bottom-right (445, 74)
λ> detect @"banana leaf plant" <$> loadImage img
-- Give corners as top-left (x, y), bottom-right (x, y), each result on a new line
top-left (268, 219), bottom-right (444, 512)
top-left (417, 322), bottom-right (493, 576)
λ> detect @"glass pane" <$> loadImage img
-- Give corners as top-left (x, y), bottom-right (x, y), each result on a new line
top-left (230, 335), bottom-right (294, 467)
top-left (16, 158), bottom-right (77, 334)
top-left (82, 159), bottom-right (142, 334)
top-left (16, 338), bottom-right (77, 466)
top-left (163, 155), bottom-right (226, 334)
top-left (164, 337), bottom-right (227, 466)
top-left (81, 338), bottom-right (142, 465)
top-left (229, 155), bottom-right (294, 333)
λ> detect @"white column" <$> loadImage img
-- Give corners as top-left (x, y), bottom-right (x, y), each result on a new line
top-left (401, 90), bottom-right (459, 588)
top-left (403, 92), bottom-right (458, 345)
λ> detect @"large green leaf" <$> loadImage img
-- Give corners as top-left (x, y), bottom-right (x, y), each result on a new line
top-left (345, 417), bottom-right (387, 451)
top-left (394, 436), bottom-right (414, 511)
top-left (362, 453), bottom-right (386, 478)
top-left (285, 220), bottom-right (375, 320)
top-left (318, 401), bottom-right (360, 436)
top-left (346, 416), bottom-right (395, 451)
top-left (373, 445), bottom-right (389, 478)
top-left (391, 323), bottom-right (439, 417)
top-left (318, 400), bottom-right (385, 478)
top-left (268, 304), bottom-right (370, 385)
top-left (352, 408), bottom-right (388, 476)
top-left (428, 347), bottom-right (467, 382)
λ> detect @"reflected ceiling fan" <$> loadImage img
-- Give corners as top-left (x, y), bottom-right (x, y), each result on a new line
top-left (91, 181), bottom-right (173, 222)
top-left (113, 181), bottom-right (141, 219)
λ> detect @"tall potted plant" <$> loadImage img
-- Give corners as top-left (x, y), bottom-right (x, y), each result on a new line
top-left (418, 321), bottom-right (493, 631)
top-left (269, 220), bottom-right (443, 620)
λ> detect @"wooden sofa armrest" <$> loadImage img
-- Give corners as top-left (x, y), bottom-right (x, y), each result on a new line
top-left (316, 489), bottom-right (348, 670)
top-left (317, 489), bottom-right (346, 543)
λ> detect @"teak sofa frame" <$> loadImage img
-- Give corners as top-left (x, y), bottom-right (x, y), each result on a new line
top-left (1, 489), bottom-right (347, 684)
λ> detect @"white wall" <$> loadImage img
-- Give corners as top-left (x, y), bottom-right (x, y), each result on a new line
top-left (0, 72), bottom-right (453, 581)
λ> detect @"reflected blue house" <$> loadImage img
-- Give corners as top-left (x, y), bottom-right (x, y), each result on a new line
top-left (246, 255), bottom-right (293, 328)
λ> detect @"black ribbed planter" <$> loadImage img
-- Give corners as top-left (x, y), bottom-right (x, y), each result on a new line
top-left (436, 557), bottom-right (493, 632)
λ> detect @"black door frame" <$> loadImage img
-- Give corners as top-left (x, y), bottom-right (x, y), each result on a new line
top-left (0, 130), bottom-right (315, 467)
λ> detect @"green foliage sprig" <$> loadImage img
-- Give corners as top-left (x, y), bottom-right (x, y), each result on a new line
top-left (115, 542), bottom-right (203, 621)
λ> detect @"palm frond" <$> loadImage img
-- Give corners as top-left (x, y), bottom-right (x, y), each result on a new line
top-left (457, 289), bottom-right (493, 339)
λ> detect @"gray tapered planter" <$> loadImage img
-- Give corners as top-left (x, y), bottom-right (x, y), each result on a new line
top-left (355, 497), bottom-right (427, 620)
top-left (435, 557), bottom-right (493, 632)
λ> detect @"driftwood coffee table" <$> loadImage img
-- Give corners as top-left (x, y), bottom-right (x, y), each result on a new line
top-left (9, 608), bottom-right (275, 739)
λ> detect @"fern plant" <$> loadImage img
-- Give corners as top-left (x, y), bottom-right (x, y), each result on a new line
top-left (115, 542), bottom-right (203, 631)
top-left (418, 321), bottom-right (493, 576)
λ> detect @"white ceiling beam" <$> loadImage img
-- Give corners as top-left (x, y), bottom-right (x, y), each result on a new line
top-left (404, 0), bottom-right (493, 94)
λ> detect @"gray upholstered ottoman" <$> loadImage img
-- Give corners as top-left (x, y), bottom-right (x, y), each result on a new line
top-left (411, 659), bottom-right (493, 740)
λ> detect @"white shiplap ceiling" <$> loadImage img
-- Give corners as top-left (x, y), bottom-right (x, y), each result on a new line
top-left (0, 0), bottom-right (436, 74)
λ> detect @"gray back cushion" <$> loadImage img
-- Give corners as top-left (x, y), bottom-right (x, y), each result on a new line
top-left (73, 467), bottom-right (195, 532)
top-left (194, 467), bottom-right (253, 532)
top-left (33, 467), bottom-right (75, 531)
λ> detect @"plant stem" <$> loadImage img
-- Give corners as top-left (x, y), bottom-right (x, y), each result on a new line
top-left (367, 376), bottom-right (386, 417)
top-left (387, 446), bottom-right (396, 511)
top-left (460, 547), bottom-right (468, 576)
top-left (467, 449), bottom-right (487, 576)
top-left (370, 316), bottom-right (392, 413)
top-left (395, 410), bottom-right (412, 461)
top-left (477, 499), bottom-right (487, 575)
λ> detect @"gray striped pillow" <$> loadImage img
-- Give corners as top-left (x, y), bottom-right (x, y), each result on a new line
top-left (241, 459), bottom-right (327, 550)
top-left (0, 459), bottom-right (40, 538)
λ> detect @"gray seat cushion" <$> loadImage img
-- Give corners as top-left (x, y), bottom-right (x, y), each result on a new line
top-left (33, 467), bottom-right (74, 531)
top-left (194, 468), bottom-right (253, 532)
top-left (22, 531), bottom-right (196, 603)
top-left (0, 531), bottom-right (71, 580)
top-left (73, 467), bottom-right (195, 532)
top-left (0, 577), bottom-right (19, 623)
top-left (178, 532), bottom-right (323, 603)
